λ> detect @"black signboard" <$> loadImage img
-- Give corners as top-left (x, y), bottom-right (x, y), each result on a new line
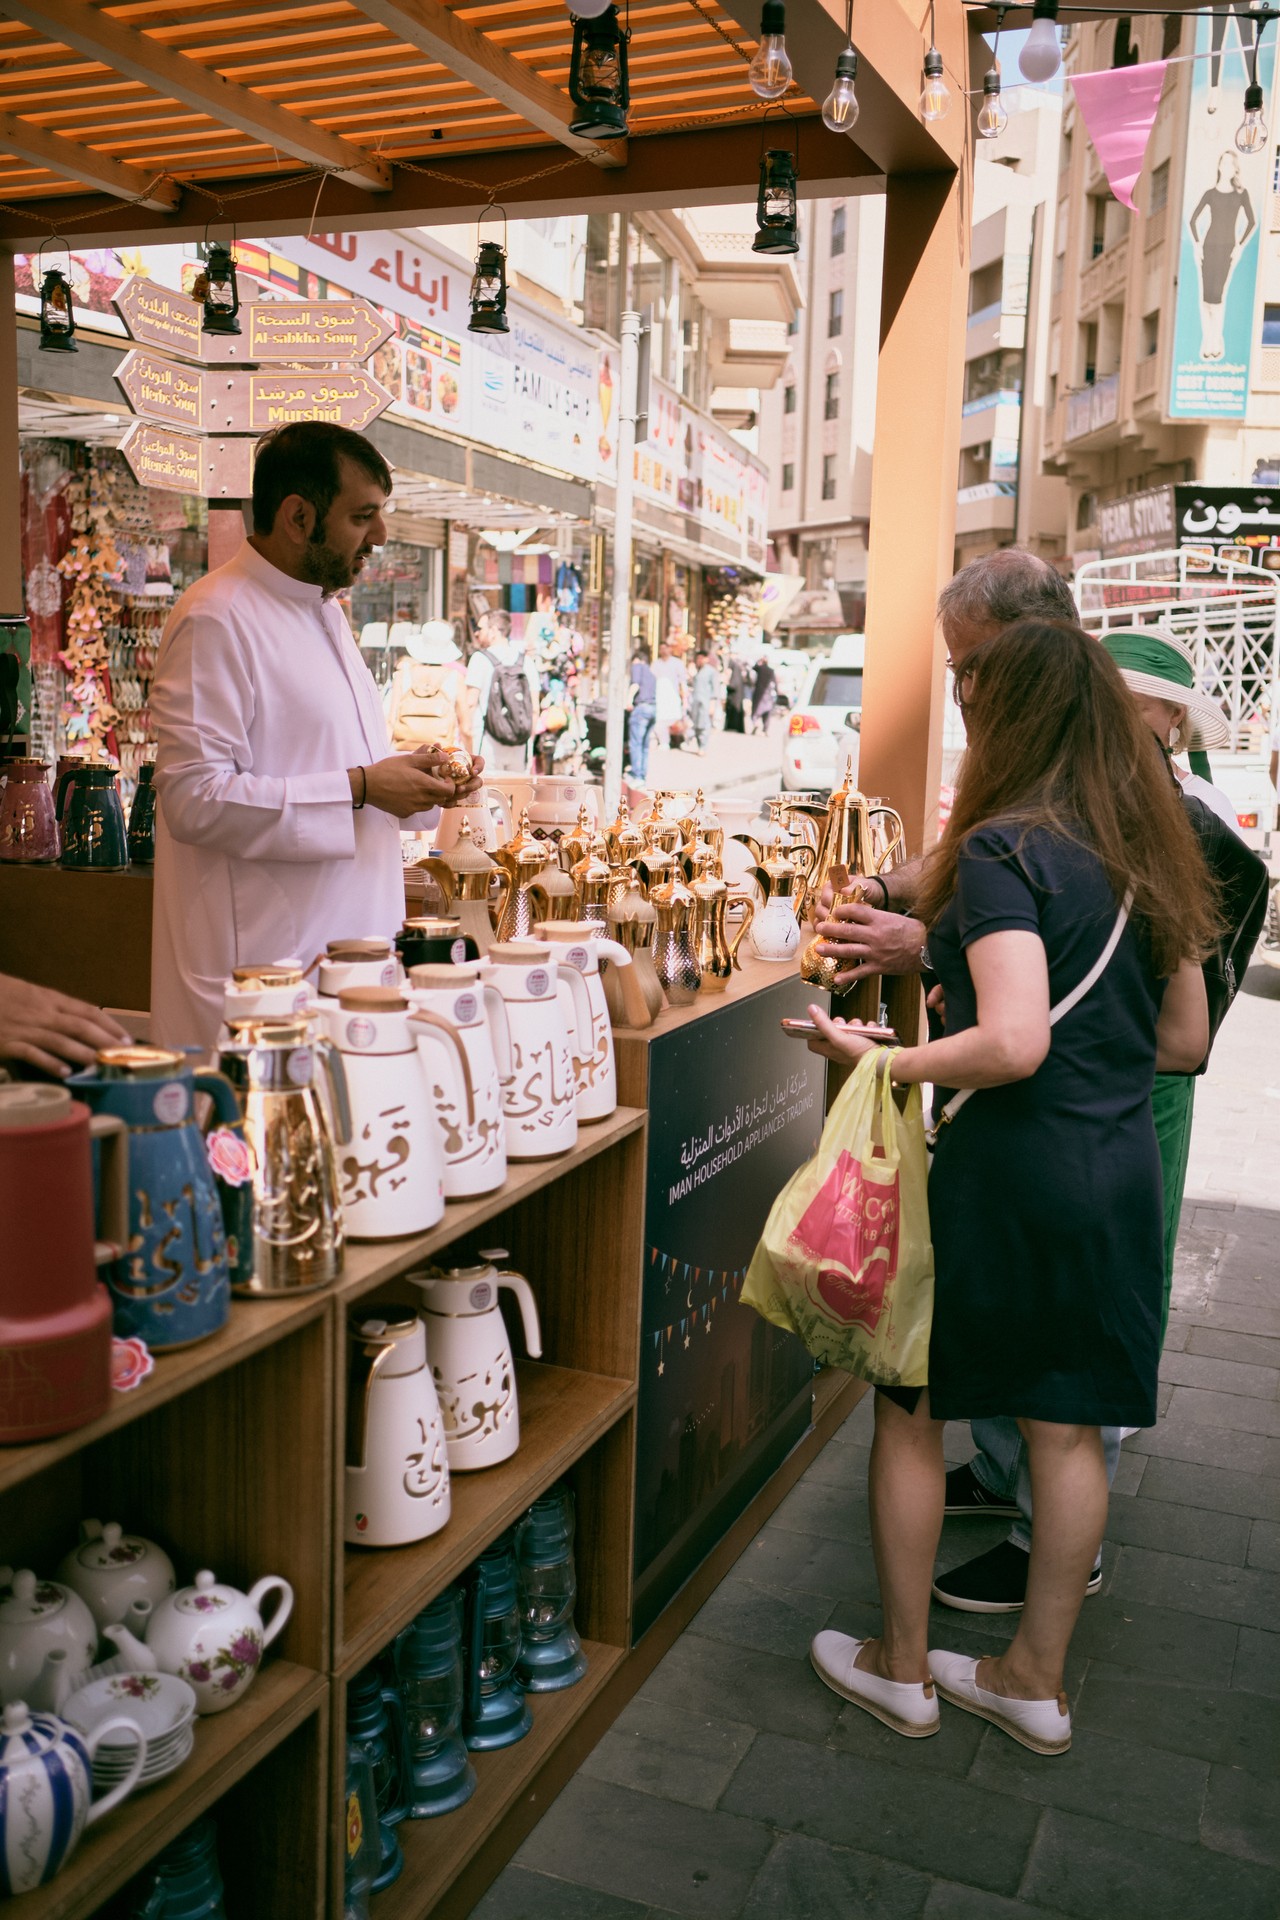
top-left (1175, 483), bottom-right (1280, 570)
top-left (632, 974), bottom-right (823, 1639)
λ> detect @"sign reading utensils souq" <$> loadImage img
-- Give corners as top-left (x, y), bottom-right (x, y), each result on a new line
top-left (121, 423), bottom-right (253, 499)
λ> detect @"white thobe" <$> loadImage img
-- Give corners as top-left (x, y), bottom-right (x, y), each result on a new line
top-left (151, 541), bottom-right (432, 1053)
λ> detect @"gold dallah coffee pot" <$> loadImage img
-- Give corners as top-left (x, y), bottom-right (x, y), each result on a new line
top-left (490, 809), bottom-right (549, 942)
top-left (789, 774), bottom-right (905, 925)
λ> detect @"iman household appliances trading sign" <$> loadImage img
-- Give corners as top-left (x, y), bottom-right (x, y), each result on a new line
top-left (1168, 10), bottom-right (1277, 418)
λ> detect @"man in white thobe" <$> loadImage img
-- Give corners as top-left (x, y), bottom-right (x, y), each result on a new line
top-left (151, 423), bottom-right (478, 1053)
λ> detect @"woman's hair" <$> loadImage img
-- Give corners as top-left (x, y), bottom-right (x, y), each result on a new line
top-left (914, 619), bottom-right (1218, 976)
top-left (1216, 150), bottom-right (1242, 190)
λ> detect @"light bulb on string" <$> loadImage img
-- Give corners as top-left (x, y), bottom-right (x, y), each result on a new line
top-left (748, 0), bottom-right (792, 101)
top-left (920, 48), bottom-right (950, 121)
top-left (1019, 0), bottom-right (1061, 84)
top-left (1237, 81), bottom-right (1268, 153)
top-left (977, 68), bottom-right (1008, 139)
top-left (822, 48), bottom-right (860, 133)
top-left (564, 0), bottom-right (613, 18)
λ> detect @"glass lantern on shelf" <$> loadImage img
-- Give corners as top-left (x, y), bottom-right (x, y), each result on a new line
top-left (341, 1741), bottom-right (381, 1920)
top-left (395, 1586), bottom-right (477, 1817)
top-left (463, 1532), bottom-right (532, 1750)
top-left (346, 1666), bottom-right (408, 1890)
top-left (515, 1483), bottom-right (589, 1692)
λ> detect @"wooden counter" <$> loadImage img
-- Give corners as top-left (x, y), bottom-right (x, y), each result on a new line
top-left (0, 864), bottom-right (152, 1008)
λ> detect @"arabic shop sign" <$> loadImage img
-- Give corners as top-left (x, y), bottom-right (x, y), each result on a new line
top-left (121, 424), bottom-right (253, 498)
top-left (202, 368), bottom-right (392, 433)
top-left (1175, 484), bottom-right (1280, 560)
top-left (1098, 484), bottom-right (1175, 556)
top-left (116, 348), bottom-right (204, 430)
top-left (113, 276), bottom-right (202, 358)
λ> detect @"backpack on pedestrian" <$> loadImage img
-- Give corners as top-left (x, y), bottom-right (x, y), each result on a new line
top-left (485, 656), bottom-right (534, 746)
top-left (387, 659), bottom-right (463, 753)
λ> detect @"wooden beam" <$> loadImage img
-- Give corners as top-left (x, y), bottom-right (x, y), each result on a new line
top-left (786, 0), bottom-right (966, 177)
top-left (2, 0), bottom-right (391, 193)
top-left (0, 114), bottom-right (181, 213)
top-left (859, 167), bottom-right (970, 858)
top-left (0, 118), bottom-right (881, 251)
top-left (358, 0), bottom-right (626, 169)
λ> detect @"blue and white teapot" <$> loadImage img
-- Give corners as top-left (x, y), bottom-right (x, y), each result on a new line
top-left (0, 1698), bottom-right (144, 1895)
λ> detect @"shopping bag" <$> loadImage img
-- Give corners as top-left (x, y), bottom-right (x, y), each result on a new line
top-left (743, 1051), bottom-right (934, 1386)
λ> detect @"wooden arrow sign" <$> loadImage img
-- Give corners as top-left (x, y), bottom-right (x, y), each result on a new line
top-left (113, 276), bottom-right (203, 361)
top-left (201, 368), bottom-right (393, 434)
top-left (115, 349), bottom-right (204, 431)
top-left (121, 423), bottom-right (253, 499)
top-left (200, 300), bottom-right (394, 364)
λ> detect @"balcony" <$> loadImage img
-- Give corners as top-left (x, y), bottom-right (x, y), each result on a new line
top-left (1144, 203), bottom-right (1168, 251)
top-left (1078, 235), bottom-right (1131, 315)
top-left (1133, 353), bottom-right (1160, 405)
top-left (1065, 372), bottom-right (1120, 442)
top-left (707, 315), bottom-right (791, 390)
top-left (955, 481), bottom-right (1017, 538)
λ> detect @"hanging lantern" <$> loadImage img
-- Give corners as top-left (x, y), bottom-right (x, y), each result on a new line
top-left (198, 242), bottom-right (241, 336)
top-left (468, 209), bottom-right (510, 335)
top-left (38, 267), bottom-right (77, 354)
top-left (752, 148), bottom-right (799, 256)
top-left (568, 7), bottom-right (630, 139)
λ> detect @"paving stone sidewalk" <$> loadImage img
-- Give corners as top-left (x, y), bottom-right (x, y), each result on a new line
top-left (471, 963), bottom-right (1280, 1920)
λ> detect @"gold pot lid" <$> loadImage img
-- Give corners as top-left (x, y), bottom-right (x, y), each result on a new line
top-left (401, 916), bottom-right (463, 936)
top-left (222, 1016), bottom-right (311, 1046)
top-left (408, 961), bottom-right (483, 986)
top-left (434, 817), bottom-right (494, 875)
top-left (325, 937), bottom-right (392, 960)
top-left (648, 875), bottom-right (694, 909)
top-left (488, 939), bottom-right (552, 963)
top-left (493, 809), bottom-right (548, 876)
top-left (604, 799), bottom-right (645, 860)
top-left (231, 963), bottom-right (304, 988)
top-left (609, 875), bottom-right (656, 923)
top-left (679, 787), bottom-right (721, 832)
top-left (337, 986), bottom-right (408, 1011)
top-left (95, 1045), bottom-right (186, 1077)
top-left (540, 920), bottom-right (601, 941)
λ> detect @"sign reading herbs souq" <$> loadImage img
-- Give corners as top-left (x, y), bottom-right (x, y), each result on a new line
top-left (1169, 12), bottom-right (1276, 418)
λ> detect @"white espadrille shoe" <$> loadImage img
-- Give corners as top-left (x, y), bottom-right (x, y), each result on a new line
top-left (927, 1649), bottom-right (1071, 1755)
top-left (809, 1632), bottom-right (940, 1737)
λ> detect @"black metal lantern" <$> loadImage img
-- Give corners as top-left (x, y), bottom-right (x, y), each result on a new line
top-left (468, 212), bottom-right (509, 334)
top-left (752, 147), bottom-right (799, 256)
top-left (38, 266), bottom-right (77, 354)
top-left (198, 241), bottom-right (241, 335)
top-left (568, 7), bottom-right (630, 139)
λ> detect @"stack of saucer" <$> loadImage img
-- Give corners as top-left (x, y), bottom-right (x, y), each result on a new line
top-left (65, 1671), bottom-right (198, 1789)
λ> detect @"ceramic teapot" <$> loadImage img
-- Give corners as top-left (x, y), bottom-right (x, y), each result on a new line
top-left (317, 939), bottom-right (404, 1001)
top-left (0, 1570), bottom-right (98, 1709)
top-left (0, 1699), bottom-right (145, 1893)
top-left (483, 942), bottom-right (591, 1160)
top-left (405, 963), bottom-right (509, 1199)
top-left (67, 1047), bottom-right (243, 1351)
top-left (432, 785), bottom-right (513, 857)
top-left (57, 1521), bottom-right (176, 1635)
top-left (345, 1307), bottom-right (451, 1548)
top-left (324, 988), bottom-right (448, 1241)
top-left (539, 924), bottom-right (635, 1119)
top-left (413, 1254), bottom-right (542, 1471)
top-left (117, 1568), bottom-right (293, 1714)
top-left (0, 758), bottom-right (59, 864)
top-left (749, 844), bottom-right (808, 965)
top-left (525, 774), bottom-right (600, 838)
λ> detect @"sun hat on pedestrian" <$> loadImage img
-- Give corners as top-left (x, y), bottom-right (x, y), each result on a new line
top-left (405, 619), bottom-right (462, 665)
top-left (1098, 627), bottom-right (1230, 753)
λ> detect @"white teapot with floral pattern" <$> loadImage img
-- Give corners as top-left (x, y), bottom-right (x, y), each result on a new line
top-left (57, 1520), bottom-right (176, 1634)
top-left (121, 1568), bottom-right (293, 1715)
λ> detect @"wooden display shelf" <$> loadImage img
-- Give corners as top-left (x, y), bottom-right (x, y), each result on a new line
top-left (6, 1661), bottom-right (324, 1920)
top-left (372, 1642), bottom-right (625, 1920)
top-left (339, 1362), bottom-right (634, 1676)
top-left (336, 1107), bottom-right (646, 1307)
top-left (0, 1293), bottom-right (328, 1497)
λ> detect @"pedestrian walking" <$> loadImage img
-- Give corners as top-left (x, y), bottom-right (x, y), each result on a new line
top-left (689, 649), bottom-right (721, 752)
top-left (724, 653), bottom-right (748, 733)
top-left (750, 654), bottom-right (778, 733)
top-left (465, 609), bottom-right (539, 770)
top-left (628, 647), bottom-right (658, 784)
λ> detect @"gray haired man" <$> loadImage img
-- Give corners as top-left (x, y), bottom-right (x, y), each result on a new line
top-left (815, 547), bottom-right (1120, 1614)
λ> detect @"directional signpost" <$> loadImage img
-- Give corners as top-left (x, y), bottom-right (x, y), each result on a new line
top-left (112, 280), bottom-right (396, 493)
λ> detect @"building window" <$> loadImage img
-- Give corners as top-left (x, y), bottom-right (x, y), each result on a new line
top-left (787, 311), bottom-right (800, 336)
top-left (1142, 311), bottom-right (1159, 357)
top-left (1081, 319), bottom-right (1098, 384)
top-left (1161, 13), bottom-right (1181, 58)
top-left (1060, 130), bottom-right (1073, 175)
top-left (783, 383), bottom-right (797, 414)
top-left (1089, 195), bottom-right (1108, 259)
top-left (1263, 304), bottom-right (1280, 346)
top-left (828, 288), bottom-right (843, 336)
top-left (1149, 161), bottom-right (1170, 213)
top-left (1113, 17), bottom-right (1139, 67)
top-left (964, 349), bottom-right (1023, 404)
top-left (1076, 490), bottom-right (1097, 531)
top-left (821, 454), bottom-right (837, 500)
top-left (831, 204), bottom-right (846, 256)
top-left (823, 372), bottom-right (839, 419)
top-left (781, 462), bottom-right (795, 491)
top-left (1048, 373), bottom-right (1058, 412)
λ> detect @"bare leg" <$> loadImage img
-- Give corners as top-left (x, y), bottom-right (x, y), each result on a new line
top-left (856, 1390), bottom-right (945, 1685)
top-left (979, 1420), bottom-right (1107, 1701)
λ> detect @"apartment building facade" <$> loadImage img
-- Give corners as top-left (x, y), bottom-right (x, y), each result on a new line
top-left (1041, 10), bottom-right (1280, 566)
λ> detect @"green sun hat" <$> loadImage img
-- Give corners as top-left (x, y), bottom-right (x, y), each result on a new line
top-left (1098, 626), bottom-right (1231, 752)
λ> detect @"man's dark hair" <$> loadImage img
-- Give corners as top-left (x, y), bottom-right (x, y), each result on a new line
top-left (251, 422), bottom-right (392, 537)
top-left (937, 547), bottom-right (1078, 641)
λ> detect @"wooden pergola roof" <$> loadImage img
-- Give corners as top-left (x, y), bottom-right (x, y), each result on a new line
top-left (0, 0), bottom-right (966, 246)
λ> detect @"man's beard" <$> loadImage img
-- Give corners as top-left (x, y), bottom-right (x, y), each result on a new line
top-left (299, 518), bottom-right (363, 595)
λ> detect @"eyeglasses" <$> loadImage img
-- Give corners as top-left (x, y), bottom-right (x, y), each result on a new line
top-left (951, 663), bottom-right (978, 709)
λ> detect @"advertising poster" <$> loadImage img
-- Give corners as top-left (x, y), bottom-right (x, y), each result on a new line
top-left (633, 978), bottom-right (822, 1639)
top-left (1174, 482), bottom-right (1280, 569)
top-left (1169, 10), bottom-right (1275, 417)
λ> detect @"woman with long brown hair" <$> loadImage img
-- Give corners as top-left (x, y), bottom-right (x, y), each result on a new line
top-left (804, 618), bottom-right (1212, 1755)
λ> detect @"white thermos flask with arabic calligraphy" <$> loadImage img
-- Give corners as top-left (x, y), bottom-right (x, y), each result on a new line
top-left (412, 1254), bottom-right (543, 1471)
top-left (323, 987), bottom-right (447, 1240)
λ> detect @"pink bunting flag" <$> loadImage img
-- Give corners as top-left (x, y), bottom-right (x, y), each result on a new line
top-left (1070, 60), bottom-right (1169, 212)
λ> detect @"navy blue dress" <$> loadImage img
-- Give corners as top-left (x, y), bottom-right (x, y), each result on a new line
top-left (927, 822), bottom-right (1164, 1428)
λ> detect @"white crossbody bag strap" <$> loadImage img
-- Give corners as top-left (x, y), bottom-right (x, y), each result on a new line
top-left (926, 887), bottom-right (1134, 1146)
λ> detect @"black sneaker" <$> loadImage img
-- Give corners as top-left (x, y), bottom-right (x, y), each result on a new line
top-left (932, 1539), bottom-right (1103, 1613)
top-left (943, 1461), bottom-right (1019, 1519)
